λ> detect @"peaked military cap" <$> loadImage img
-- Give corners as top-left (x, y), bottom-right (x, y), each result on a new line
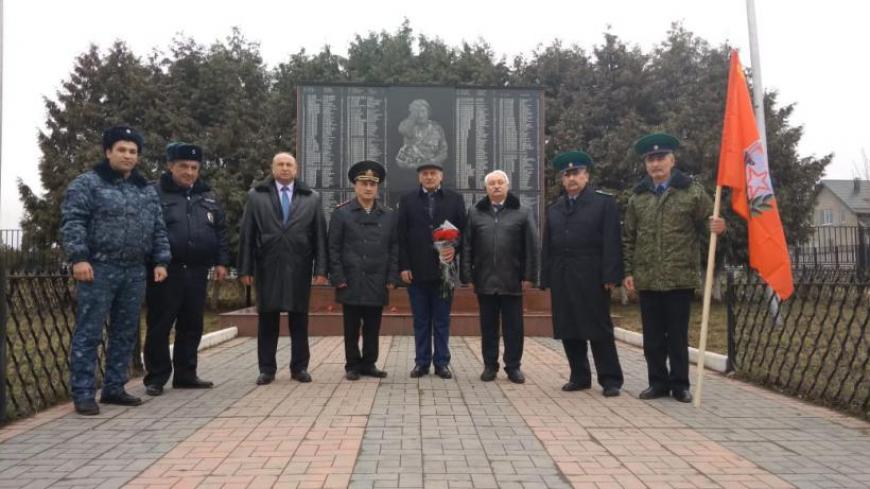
top-left (349, 160), bottom-right (386, 183)
top-left (634, 133), bottom-right (680, 158)
top-left (552, 150), bottom-right (593, 173)
top-left (165, 142), bottom-right (203, 163)
top-left (416, 162), bottom-right (443, 172)
top-left (102, 125), bottom-right (144, 152)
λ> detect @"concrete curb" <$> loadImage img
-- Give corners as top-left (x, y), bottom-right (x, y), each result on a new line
top-left (614, 327), bottom-right (728, 373)
top-left (197, 327), bottom-right (239, 351)
top-left (141, 327), bottom-right (239, 364)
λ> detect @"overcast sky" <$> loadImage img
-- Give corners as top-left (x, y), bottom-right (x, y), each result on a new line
top-left (2, 0), bottom-right (868, 227)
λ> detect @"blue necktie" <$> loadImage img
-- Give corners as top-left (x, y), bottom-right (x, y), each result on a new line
top-left (281, 187), bottom-right (291, 223)
top-left (656, 184), bottom-right (667, 196)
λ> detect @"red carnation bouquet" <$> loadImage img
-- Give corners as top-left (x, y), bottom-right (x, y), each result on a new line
top-left (432, 220), bottom-right (461, 299)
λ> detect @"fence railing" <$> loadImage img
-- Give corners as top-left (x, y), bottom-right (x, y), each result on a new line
top-left (0, 266), bottom-right (250, 422)
top-left (726, 267), bottom-right (870, 417)
top-left (0, 229), bottom-right (66, 273)
top-left (0, 270), bottom-right (111, 421)
top-left (790, 225), bottom-right (870, 272)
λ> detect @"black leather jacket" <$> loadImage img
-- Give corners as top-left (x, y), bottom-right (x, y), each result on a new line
top-left (461, 193), bottom-right (539, 295)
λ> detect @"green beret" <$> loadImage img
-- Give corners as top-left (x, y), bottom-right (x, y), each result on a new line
top-left (634, 133), bottom-right (680, 158)
top-left (552, 150), bottom-right (593, 173)
top-left (348, 160), bottom-right (386, 183)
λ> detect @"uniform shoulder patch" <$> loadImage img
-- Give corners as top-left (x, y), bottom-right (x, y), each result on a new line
top-left (595, 189), bottom-right (614, 197)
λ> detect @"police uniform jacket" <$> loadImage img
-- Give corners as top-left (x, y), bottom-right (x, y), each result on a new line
top-left (155, 172), bottom-right (229, 268)
top-left (327, 199), bottom-right (400, 307)
top-left (237, 177), bottom-right (328, 313)
top-left (61, 160), bottom-right (171, 267)
top-left (541, 187), bottom-right (623, 340)
top-left (460, 193), bottom-right (539, 295)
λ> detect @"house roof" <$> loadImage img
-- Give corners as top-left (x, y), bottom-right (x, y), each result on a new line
top-left (821, 179), bottom-right (870, 215)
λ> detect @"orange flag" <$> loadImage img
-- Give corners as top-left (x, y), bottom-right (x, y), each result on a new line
top-left (717, 51), bottom-right (794, 300)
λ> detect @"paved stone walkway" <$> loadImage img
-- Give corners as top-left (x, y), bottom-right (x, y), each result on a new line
top-left (1, 335), bottom-right (869, 489)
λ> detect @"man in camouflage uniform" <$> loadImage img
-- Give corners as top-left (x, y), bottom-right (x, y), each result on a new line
top-left (61, 125), bottom-right (171, 415)
top-left (622, 133), bottom-right (725, 403)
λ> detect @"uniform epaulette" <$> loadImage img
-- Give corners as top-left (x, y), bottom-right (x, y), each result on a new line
top-left (336, 199), bottom-right (352, 208)
top-left (595, 189), bottom-right (614, 197)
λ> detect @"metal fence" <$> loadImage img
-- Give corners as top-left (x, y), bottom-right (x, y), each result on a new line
top-left (790, 225), bottom-right (870, 272)
top-left (0, 270), bottom-right (114, 422)
top-left (0, 229), bottom-right (67, 273)
top-left (726, 267), bottom-right (870, 417)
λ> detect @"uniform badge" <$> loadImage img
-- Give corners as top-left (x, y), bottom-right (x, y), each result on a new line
top-left (207, 211), bottom-right (214, 224)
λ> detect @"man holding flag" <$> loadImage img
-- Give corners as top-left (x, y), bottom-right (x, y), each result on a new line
top-left (622, 133), bottom-right (726, 403)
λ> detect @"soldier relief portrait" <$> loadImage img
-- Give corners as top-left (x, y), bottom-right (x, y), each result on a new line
top-left (395, 99), bottom-right (448, 170)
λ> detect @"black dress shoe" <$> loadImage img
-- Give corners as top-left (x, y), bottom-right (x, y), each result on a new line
top-left (345, 370), bottom-right (361, 381)
top-left (434, 366), bottom-right (452, 379)
top-left (256, 373), bottom-right (275, 385)
top-left (638, 386), bottom-right (670, 400)
top-left (173, 377), bottom-right (214, 389)
top-left (409, 365), bottom-right (428, 378)
top-left (291, 370), bottom-right (312, 383)
top-left (672, 389), bottom-right (693, 403)
top-left (480, 367), bottom-right (497, 382)
top-left (561, 381), bottom-right (591, 392)
top-left (602, 386), bottom-right (621, 397)
top-left (74, 399), bottom-right (100, 415)
top-left (360, 367), bottom-right (387, 378)
top-left (506, 369), bottom-right (525, 384)
top-left (100, 391), bottom-right (143, 406)
top-left (145, 384), bottom-right (164, 396)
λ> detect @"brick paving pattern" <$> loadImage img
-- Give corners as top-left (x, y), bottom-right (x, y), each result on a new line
top-left (1, 334), bottom-right (868, 488)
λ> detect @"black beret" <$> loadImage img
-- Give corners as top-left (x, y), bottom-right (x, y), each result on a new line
top-left (348, 160), bottom-right (386, 183)
top-left (552, 150), bottom-right (593, 173)
top-left (634, 133), bottom-right (680, 158)
top-left (102, 125), bottom-right (144, 152)
top-left (165, 142), bottom-right (203, 163)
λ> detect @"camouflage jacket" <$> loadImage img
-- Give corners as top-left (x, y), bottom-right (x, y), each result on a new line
top-left (61, 160), bottom-right (171, 267)
top-left (622, 169), bottom-right (713, 291)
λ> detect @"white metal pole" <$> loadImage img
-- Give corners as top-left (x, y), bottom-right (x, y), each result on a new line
top-left (746, 0), bottom-right (782, 323)
top-left (746, 0), bottom-right (767, 154)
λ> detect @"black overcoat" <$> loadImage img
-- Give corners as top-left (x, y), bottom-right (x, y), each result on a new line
top-left (541, 187), bottom-right (623, 340)
top-left (327, 199), bottom-right (400, 306)
top-left (237, 178), bottom-right (328, 313)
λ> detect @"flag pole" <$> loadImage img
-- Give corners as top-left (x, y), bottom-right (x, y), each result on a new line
top-left (746, 0), bottom-right (782, 322)
top-left (746, 0), bottom-right (767, 152)
top-left (693, 185), bottom-right (722, 407)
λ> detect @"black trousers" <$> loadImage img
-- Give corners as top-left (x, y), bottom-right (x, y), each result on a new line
top-left (478, 294), bottom-right (524, 371)
top-left (342, 304), bottom-right (383, 372)
top-left (562, 337), bottom-right (623, 388)
top-left (638, 289), bottom-right (693, 391)
top-left (144, 264), bottom-right (209, 387)
top-left (257, 311), bottom-right (310, 375)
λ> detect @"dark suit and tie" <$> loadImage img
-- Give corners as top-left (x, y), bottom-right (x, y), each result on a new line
top-left (238, 154), bottom-right (328, 385)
